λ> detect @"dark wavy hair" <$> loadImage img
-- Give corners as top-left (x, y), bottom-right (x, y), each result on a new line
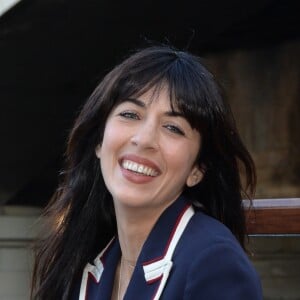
top-left (31, 46), bottom-right (256, 299)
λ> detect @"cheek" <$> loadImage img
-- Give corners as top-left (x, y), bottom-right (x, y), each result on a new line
top-left (163, 141), bottom-right (200, 171)
top-left (163, 145), bottom-right (190, 168)
top-left (101, 123), bottom-right (124, 151)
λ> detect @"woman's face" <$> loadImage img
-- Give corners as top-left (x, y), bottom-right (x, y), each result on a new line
top-left (95, 86), bottom-right (203, 214)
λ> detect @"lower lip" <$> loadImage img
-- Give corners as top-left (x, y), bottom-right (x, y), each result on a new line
top-left (120, 166), bottom-right (157, 184)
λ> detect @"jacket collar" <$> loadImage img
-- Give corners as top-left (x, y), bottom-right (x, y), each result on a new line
top-left (79, 195), bottom-right (194, 300)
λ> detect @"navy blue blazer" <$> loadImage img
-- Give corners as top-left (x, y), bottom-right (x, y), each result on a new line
top-left (73, 196), bottom-right (262, 299)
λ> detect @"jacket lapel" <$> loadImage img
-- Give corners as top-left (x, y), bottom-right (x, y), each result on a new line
top-left (79, 238), bottom-right (121, 300)
top-left (125, 196), bottom-right (194, 300)
top-left (79, 196), bottom-right (194, 300)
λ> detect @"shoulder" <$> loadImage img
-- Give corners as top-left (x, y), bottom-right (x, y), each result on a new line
top-left (179, 209), bottom-right (241, 249)
top-left (173, 210), bottom-right (263, 299)
top-left (178, 209), bottom-right (251, 264)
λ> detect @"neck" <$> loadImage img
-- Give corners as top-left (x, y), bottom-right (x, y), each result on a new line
top-left (115, 205), bottom-right (162, 264)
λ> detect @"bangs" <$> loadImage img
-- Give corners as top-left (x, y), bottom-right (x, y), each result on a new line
top-left (166, 59), bottom-right (211, 133)
top-left (110, 49), bottom-right (214, 134)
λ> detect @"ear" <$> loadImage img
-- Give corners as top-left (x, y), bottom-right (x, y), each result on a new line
top-left (95, 144), bottom-right (101, 159)
top-left (186, 165), bottom-right (204, 187)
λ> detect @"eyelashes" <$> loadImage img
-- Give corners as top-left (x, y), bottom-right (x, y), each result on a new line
top-left (163, 125), bottom-right (185, 135)
top-left (118, 111), bottom-right (186, 136)
top-left (119, 111), bottom-right (140, 120)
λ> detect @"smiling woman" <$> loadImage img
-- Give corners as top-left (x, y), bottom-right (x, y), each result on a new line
top-left (31, 46), bottom-right (262, 299)
top-left (96, 88), bottom-right (202, 214)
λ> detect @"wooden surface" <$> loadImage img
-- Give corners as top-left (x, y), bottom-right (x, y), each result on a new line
top-left (244, 198), bottom-right (300, 235)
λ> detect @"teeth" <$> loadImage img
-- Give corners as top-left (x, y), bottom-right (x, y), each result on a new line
top-left (122, 160), bottom-right (158, 176)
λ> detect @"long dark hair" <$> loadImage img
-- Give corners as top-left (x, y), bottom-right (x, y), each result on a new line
top-left (31, 46), bottom-right (256, 299)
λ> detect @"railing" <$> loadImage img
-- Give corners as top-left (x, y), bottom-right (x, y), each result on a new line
top-left (244, 198), bottom-right (300, 236)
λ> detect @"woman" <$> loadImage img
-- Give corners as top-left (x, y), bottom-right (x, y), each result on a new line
top-left (32, 46), bottom-right (262, 299)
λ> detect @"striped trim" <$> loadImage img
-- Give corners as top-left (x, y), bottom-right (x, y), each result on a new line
top-left (143, 205), bottom-right (194, 300)
top-left (79, 238), bottom-right (115, 300)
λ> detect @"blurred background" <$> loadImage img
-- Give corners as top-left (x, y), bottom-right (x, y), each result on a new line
top-left (0, 0), bottom-right (299, 299)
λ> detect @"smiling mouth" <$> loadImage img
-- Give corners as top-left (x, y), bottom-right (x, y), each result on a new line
top-left (121, 160), bottom-right (159, 177)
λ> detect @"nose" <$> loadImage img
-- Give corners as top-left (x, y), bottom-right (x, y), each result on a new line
top-left (130, 119), bottom-right (159, 150)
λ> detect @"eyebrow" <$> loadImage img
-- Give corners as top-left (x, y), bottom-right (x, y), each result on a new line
top-left (126, 98), bottom-right (146, 107)
top-left (125, 97), bottom-right (185, 118)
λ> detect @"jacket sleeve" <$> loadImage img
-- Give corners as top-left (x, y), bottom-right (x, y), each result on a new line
top-left (183, 242), bottom-right (263, 300)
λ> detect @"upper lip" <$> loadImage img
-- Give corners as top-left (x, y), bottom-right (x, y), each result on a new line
top-left (119, 154), bottom-right (162, 174)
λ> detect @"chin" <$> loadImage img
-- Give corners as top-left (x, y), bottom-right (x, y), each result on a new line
top-left (112, 193), bottom-right (154, 210)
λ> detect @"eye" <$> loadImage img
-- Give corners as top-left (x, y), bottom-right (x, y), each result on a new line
top-left (119, 111), bottom-right (140, 120)
top-left (164, 124), bottom-right (185, 136)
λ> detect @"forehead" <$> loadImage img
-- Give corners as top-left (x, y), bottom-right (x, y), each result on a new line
top-left (139, 86), bottom-right (170, 105)
top-left (118, 83), bottom-right (181, 112)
